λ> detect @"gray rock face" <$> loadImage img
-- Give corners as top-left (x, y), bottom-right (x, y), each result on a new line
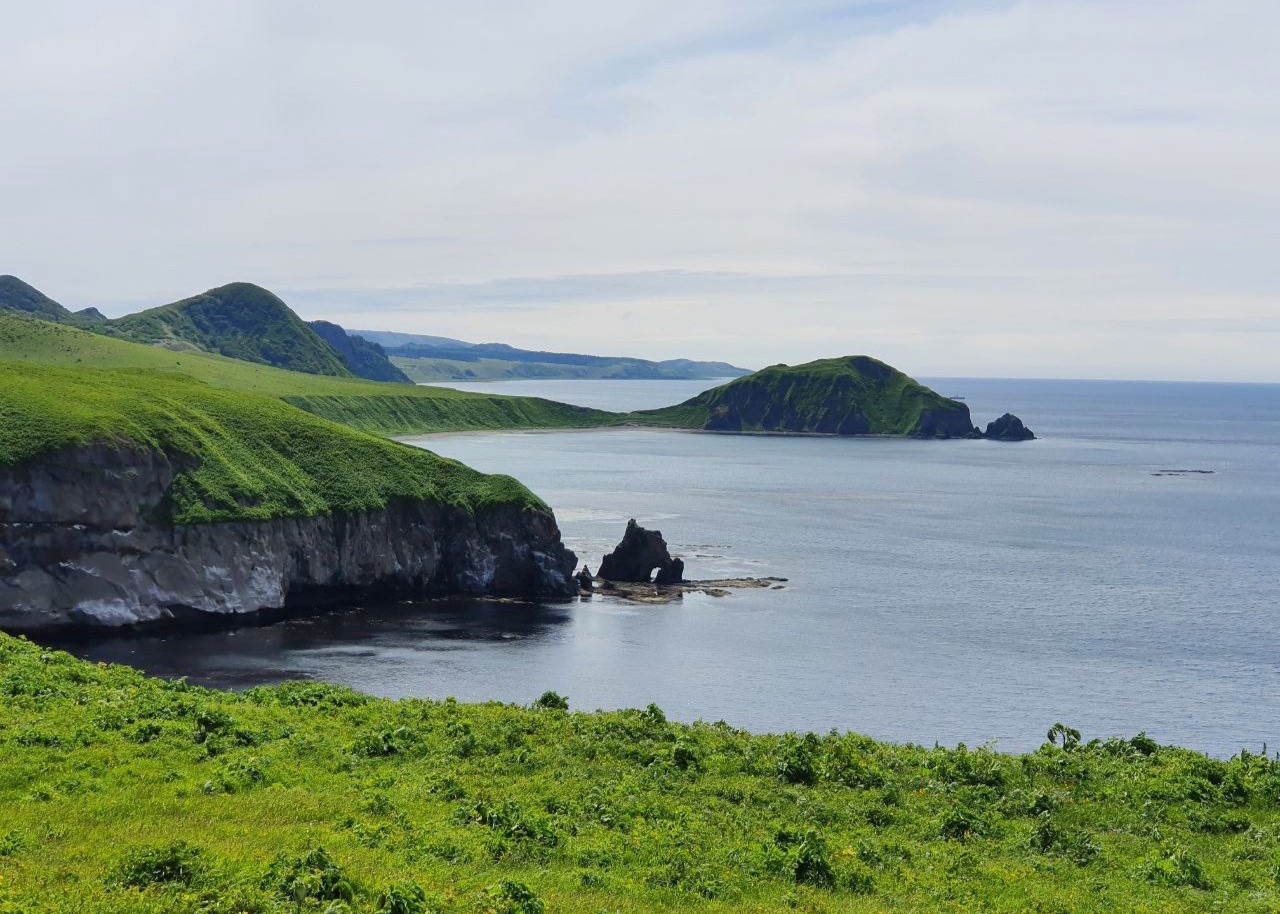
top-left (598, 519), bottom-right (682, 584)
top-left (0, 444), bottom-right (577, 630)
top-left (983, 413), bottom-right (1036, 441)
top-left (909, 407), bottom-right (982, 440)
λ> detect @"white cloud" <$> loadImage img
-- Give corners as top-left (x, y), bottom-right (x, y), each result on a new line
top-left (1, 0), bottom-right (1277, 380)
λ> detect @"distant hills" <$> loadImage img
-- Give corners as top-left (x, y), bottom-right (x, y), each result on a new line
top-left (309, 320), bottom-right (412, 383)
top-left (0, 277), bottom-right (409, 384)
top-left (0, 275), bottom-right (110, 328)
top-left (0, 276), bottom-right (746, 385)
top-left (355, 329), bottom-right (751, 381)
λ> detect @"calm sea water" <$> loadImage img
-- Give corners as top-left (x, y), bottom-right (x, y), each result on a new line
top-left (49, 378), bottom-right (1280, 756)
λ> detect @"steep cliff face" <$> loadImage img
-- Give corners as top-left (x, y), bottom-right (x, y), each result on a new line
top-left (0, 444), bottom-right (577, 630)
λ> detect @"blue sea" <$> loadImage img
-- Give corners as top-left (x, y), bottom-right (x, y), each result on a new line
top-left (60, 378), bottom-right (1280, 756)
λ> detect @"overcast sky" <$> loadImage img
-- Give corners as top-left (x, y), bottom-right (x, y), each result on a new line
top-left (2, 1), bottom-right (1277, 380)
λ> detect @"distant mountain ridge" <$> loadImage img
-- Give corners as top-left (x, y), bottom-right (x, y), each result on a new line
top-left (0, 278), bottom-right (410, 384)
top-left (355, 329), bottom-right (751, 381)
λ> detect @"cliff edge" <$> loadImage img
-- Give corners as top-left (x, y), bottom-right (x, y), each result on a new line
top-left (0, 364), bottom-right (576, 629)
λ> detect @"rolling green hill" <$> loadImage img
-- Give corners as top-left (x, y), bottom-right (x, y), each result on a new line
top-left (108, 283), bottom-right (356, 377)
top-left (633, 356), bottom-right (978, 438)
top-left (0, 312), bottom-right (614, 437)
top-left (1, 635), bottom-right (1277, 913)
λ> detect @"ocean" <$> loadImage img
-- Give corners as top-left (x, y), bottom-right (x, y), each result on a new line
top-left (52, 377), bottom-right (1280, 756)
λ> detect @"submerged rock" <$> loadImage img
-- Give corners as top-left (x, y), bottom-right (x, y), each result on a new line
top-left (598, 519), bottom-right (679, 583)
top-left (983, 413), bottom-right (1036, 441)
top-left (0, 443), bottom-right (578, 630)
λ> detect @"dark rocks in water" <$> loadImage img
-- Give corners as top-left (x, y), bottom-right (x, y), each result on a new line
top-left (983, 413), bottom-right (1035, 441)
top-left (653, 557), bottom-right (685, 585)
top-left (576, 565), bottom-right (595, 592)
top-left (598, 519), bottom-right (679, 583)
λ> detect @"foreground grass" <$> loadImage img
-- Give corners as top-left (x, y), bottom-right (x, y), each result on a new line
top-left (1, 635), bottom-right (1278, 913)
top-left (0, 313), bottom-right (616, 437)
top-left (0, 362), bottom-right (545, 523)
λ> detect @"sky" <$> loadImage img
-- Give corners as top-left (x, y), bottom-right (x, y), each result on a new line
top-left (2, 0), bottom-right (1277, 381)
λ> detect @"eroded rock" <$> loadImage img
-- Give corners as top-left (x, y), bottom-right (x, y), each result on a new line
top-left (983, 413), bottom-right (1036, 441)
top-left (598, 519), bottom-right (678, 583)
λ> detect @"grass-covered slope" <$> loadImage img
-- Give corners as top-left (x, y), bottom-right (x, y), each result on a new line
top-left (0, 312), bottom-right (616, 437)
top-left (0, 361), bottom-right (545, 524)
top-left (633, 356), bottom-right (975, 437)
top-left (310, 320), bottom-right (413, 384)
top-left (0, 274), bottom-right (75, 323)
top-left (2, 635), bottom-right (1278, 914)
top-left (109, 283), bottom-right (355, 378)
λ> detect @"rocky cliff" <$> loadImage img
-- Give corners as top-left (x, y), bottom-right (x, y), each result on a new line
top-left (0, 443), bottom-right (577, 630)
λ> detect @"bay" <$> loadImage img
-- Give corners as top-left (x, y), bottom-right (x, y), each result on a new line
top-left (55, 377), bottom-right (1280, 756)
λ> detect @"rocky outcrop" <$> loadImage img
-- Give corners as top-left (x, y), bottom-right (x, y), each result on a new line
top-left (653, 557), bottom-right (685, 585)
top-left (598, 519), bottom-right (682, 583)
top-left (983, 413), bottom-right (1036, 441)
top-left (0, 443), bottom-right (577, 630)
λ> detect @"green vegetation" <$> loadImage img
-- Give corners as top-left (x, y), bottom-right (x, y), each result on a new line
top-left (633, 357), bottom-right (973, 436)
top-left (0, 312), bottom-right (616, 438)
top-left (391, 353), bottom-right (745, 383)
top-left (2, 634), bottom-right (1279, 913)
top-left (108, 283), bottom-right (356, 378)
top-left (311, 320), bottom-right (413, 384)
top-left (0, 274), bottom-right (76, 323)
top-left (0, 361), bottom-right (546, 523)
top-left (359, 331), bottom-right (748, 382)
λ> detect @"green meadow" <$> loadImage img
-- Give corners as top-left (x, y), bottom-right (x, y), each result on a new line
top-left (1, 634), bottom-right (1278, 913)
top-left (0, 312), bottom-right (616, 439)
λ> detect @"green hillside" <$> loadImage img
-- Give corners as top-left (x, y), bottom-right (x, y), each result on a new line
top-left (0, 274), bottom-right (75, 323)
top-left (311, 320), bottom-right (413, 384)
top-left (0, 361), bottom-right (544, 524)
top-left (109, 283), bottom-right (355, 378)
top-left (634, 356), bottom-right (976, 437)
top-left (0, 312), bottom-right (615, 437)
top-left (1, 634), bottom-right (1277, 913)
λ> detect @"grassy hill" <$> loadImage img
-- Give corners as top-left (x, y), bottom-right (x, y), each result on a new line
top-left (1, 634), bottom-right (1277, 913)
top-left (0, 312), bottom-right (616, 437)
top-left (0, 360), bottom-right (546, 524)
top-left (108, 283), bottom-right (356, 378)
top-left (633, 356), bottom-right (976, 437)
top-left (0, 274), bottom-right (76, 323)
